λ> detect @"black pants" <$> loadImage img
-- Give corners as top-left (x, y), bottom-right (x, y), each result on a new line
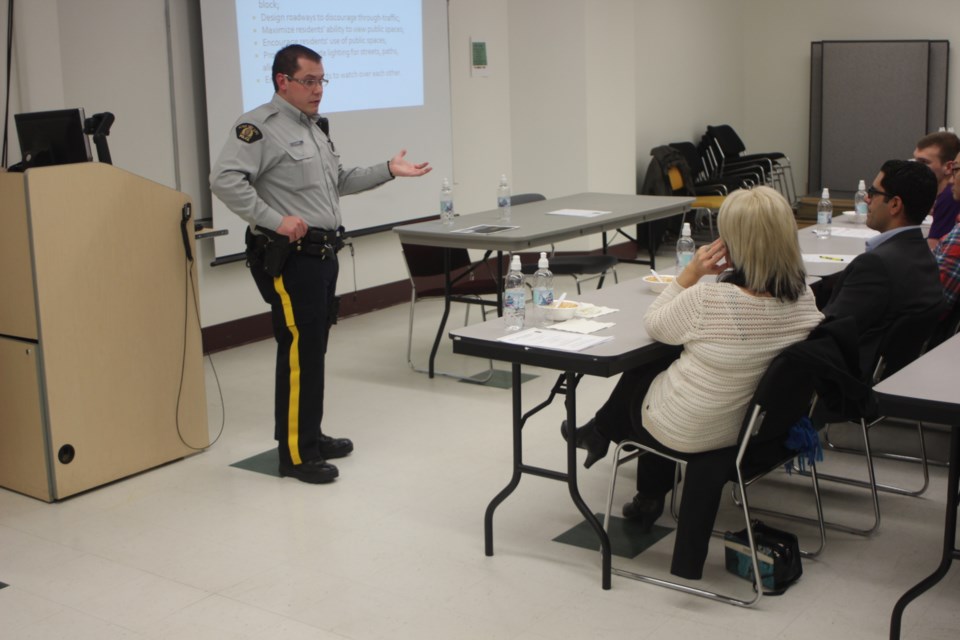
top-left (250, 252), bottom-right (339, 466)
top-left (593, 355), bottom-right (736, 580)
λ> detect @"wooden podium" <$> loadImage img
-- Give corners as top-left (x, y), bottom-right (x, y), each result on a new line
top-left (0, 163), bottom-right (208, 501)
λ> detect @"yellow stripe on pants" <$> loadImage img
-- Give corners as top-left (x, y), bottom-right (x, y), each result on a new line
top-left (274, 275), bottom-right (302, 465)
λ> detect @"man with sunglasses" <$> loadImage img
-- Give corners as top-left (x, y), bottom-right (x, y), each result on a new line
top-left (211, 44), bottom-right (431, 484)
top-left (821, 160), bottom-right (943, 375)
top-left (912, 131), bottom-right (960, 249)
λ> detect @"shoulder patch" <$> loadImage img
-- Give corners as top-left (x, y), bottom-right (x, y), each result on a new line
top-left (236, 123), bottom-right (262, 143)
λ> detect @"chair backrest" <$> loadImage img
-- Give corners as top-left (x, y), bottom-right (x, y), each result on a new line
top-left (739, 353), bottom-right (816, 448)
top-left (401, 243), bottom-right (473, 279)
top-left (872, 305), bottom-right (943, 382)
top-left (706, 124), bottom-right (746, 157)
top-left (511, 193), bottom-right (546, 206)
top-left (669, 142), bottom-right (705, 179)
top-left (929, 302), bottom-right (960, 349)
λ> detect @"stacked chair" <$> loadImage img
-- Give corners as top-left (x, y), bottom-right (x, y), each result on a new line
top-left (702, 124), bottom-right (797, 206)
top-left (626, 146), bottom-right (727, 259)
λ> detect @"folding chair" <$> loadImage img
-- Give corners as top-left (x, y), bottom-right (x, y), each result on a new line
top-left (401, 242), bottom-right (500, 380)
top-left (602, 352), bottom-right (824, 607)
top-left (513, 193), bottom-right (619, 294)
top-left (816, 306), bottom-right (944, 510)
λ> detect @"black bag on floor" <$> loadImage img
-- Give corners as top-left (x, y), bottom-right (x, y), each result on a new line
top-left (723, 519), bottom-right (802, 594)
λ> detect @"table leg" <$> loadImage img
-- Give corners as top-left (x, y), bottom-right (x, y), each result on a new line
top-left (889, 424), bottom-right (960, 639)
top-left (484, 363), bottom-right (524, 556)
top-left (427, 247), bottom-right (454, 378)
top-left (496, 251), bottom-right (504, 317)
top-left (562, 370), bottom-right (612, 589)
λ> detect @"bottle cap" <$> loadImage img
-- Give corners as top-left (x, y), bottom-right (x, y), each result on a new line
top-left (442, 177), bottom-right (450, 188)
top-left (858, 179), bottom-right (865, 190)
top-left (681, 222), bottom-right (692, 237)
top-left (499, 174), bottom-right (508, 185)
top-left (538, 251), bottom-right (549, 269)
top-left (821, 188), bottom-right (830, 198)
top-left (510, 255), bottom-right (521, 270)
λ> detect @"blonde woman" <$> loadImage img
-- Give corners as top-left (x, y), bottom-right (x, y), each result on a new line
top-left (563, 186), bottom-right (823, 578)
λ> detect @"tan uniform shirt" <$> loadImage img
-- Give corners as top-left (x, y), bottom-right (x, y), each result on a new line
top-left (210, 94), bottom-right (392, 232)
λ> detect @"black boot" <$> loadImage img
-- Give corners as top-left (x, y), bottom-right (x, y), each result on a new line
top-left (560, 419), bottom-right (610, 469)
top-left (622, 493), bottom-right (665, 533)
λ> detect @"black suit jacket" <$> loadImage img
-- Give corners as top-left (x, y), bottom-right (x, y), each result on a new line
top-left (822, 227), bottom-right (943, 376)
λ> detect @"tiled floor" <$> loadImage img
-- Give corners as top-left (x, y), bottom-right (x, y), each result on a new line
top-left (1, 258), bottom-right (958, 639)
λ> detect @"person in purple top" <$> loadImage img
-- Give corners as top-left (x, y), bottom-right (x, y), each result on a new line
top-left (912, 131), bottom-right (960, 248)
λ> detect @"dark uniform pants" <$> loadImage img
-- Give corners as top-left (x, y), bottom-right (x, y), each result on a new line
top-left (250, 252), bottom-right (339, 466)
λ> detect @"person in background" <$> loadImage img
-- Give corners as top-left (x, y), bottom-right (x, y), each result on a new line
top-left (211, 44), bottom-right (431, 484)
top-left (564, 186), bottom-right (823, 578)
top-left (822, 160), bottom-right (944, 375)
top-left (912, 131), bottom-right (960, 249)
top-left (933, 153), bottom-right (960, 314)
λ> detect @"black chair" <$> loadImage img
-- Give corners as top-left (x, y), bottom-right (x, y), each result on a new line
top-left (512, 193), bottom-right (620, 294)
top-left (401, 242), bottom-right (500, 380)
top-left (813, 306), bottom-right (945, 518)
top-left (928, 302), bottom-right (960, 350)
top-left (602, 352), bottom-right (824, 607)
top-left (751, 307), bottom-right (944, 538)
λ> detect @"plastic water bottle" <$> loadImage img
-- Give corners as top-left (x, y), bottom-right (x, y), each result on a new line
top-left (854, 180), bottom-right (868, 224)
top-left (676, 222), bottom-right (695, 269)
top-left (532, 252), bottom-right (554, 325)
top-left (816, 188), bottom-right (832, 239)
top-left (440, 178), bottom-right (454, 225)
top-left (497, 174), bottom-right (511, 221)
top-left (504, 255), bottom-right (525, 331)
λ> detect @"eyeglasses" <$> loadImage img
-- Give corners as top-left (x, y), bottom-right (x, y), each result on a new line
top-left (284, 74), bottom-right (328, 89)
top-left (866, 185), bottom-right (895, 200)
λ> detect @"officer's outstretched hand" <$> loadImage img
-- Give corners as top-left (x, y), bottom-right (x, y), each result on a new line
top-left (276, 215), bottom-right (308, 241)
top-left (388, 150), bottom-right (432, 177)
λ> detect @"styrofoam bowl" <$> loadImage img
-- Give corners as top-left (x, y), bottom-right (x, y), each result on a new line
top-left (643, 274), bottom-right (675, 293)
top-left (542, 300), bottom-right (580, 321)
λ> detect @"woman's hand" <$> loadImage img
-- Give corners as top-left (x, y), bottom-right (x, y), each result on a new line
top-left (676, 238), bottom-right (728, 288)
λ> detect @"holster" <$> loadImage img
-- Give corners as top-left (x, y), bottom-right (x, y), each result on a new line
top-left (263, 239), bottom-right (292, 277)
top-left (247, 226), bottom-right (292, 277)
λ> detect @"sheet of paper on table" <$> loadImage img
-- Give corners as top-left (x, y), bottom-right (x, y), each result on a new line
top-left (451, 224), bottom-right (519, 234)
top-left (549, 318), bottom-right (616, 334)
top-left (496, 327), bottom-right (613, 352)
top-left (573, 302), bottom-right (618, 318)
top-left (829, 227), bottom-right (879, 239)
top-left (545, 209), bottom-right (611, 218)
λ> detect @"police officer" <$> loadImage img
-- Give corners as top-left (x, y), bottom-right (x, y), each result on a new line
top-left (211, 44), bottom-right (431, 484)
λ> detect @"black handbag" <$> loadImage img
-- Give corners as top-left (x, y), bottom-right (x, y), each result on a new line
top-left (723, 519), bottom-right (802, 594)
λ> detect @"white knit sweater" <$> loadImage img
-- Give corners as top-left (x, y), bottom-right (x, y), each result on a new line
top-left (640, 279), bottom-right (823, 453)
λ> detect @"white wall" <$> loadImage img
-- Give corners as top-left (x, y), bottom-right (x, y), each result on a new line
top-left (633, 0), bottom-right (746, 178)
top-left (3, 0), bottom-right (958, 328)
top-left (741, 0), bottom-right (960, 195)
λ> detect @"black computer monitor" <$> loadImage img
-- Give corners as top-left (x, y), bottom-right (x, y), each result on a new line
top-left (15, 108), bottom-right (92, 168)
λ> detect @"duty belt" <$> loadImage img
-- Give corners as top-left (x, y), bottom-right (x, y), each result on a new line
top-left (295, 227), bottom-right (345, 258)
